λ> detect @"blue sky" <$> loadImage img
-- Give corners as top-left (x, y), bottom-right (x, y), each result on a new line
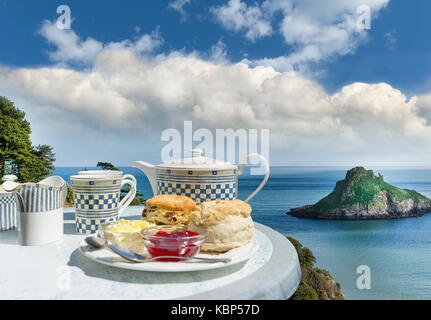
top-left (0, 0), bottom-right (431, 167)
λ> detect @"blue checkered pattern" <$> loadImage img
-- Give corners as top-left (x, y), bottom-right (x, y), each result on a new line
top-left (0, 195), bottom-right (14, 204)
top-left (0, 194), bottom-right (17, 231)
top-left (74, 193), bottom-right (119, 210)
top-left (158, 182), bottom-right (235, 204)
top-left (76, 216), bottom-right (118, 234)
top-left (71, 178), bottom-right (124, 234)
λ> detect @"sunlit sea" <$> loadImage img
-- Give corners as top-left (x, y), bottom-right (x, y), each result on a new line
top-left (56, 166), bottom-right (431, 300)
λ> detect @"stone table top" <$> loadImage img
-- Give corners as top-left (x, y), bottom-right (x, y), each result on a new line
top-left (0, 206), bottom-right (301, 300)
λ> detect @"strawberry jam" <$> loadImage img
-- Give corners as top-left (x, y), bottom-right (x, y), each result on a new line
top-left (144, 229), bottom-right (203, 262)
top-left (155, 230), bottom-right (200, 237)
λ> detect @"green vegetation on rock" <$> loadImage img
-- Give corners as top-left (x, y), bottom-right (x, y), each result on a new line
top-left (290, 281), bottom-right (319, 300)
top-left (314, 167), bottom-right (422, 210)
top-left (288, 236), bottom-right (344, 300)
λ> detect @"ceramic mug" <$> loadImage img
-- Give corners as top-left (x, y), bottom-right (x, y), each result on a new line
top-left (70, 174), bottom-right (136, 234)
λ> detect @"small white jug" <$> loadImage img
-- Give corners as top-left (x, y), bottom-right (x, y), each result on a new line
top-left (14, 176), bottom-right (67, 246)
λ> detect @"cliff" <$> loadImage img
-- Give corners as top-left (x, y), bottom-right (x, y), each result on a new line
top-left (287, 236), bottom-right (344, 300)
top-left (288, 167), bottom-right (431, 220)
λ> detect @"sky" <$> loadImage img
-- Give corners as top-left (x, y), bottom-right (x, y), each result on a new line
top-left (0, 0), bottom-right (431, 167)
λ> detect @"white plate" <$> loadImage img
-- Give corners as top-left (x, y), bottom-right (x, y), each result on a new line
top-left (78, 235), bottom-right (259, 272)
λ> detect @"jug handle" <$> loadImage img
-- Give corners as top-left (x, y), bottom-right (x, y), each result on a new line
top-left (13, 187), bottom-right (24, 212)
top-left (238, 153), bottom-right (270, 202)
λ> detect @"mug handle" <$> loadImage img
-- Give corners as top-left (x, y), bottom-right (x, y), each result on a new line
top-left (123, 174), bottom-right (137, 186)
top-left (238, 153), bottom-right (270, 203)
top-left (118, 179), bottom-right (137, 217)
top-left (61, 182), bottom-right (68, 206)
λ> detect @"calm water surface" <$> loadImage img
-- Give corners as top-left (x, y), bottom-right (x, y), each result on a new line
top-left (56, 166), bottom-right (431, 299)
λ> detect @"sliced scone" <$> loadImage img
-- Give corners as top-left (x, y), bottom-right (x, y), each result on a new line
top-left (142, 194), bottom-right (196, 225)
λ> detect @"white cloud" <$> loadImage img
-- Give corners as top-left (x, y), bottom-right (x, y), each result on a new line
top-left (168, 0), bottom-right (191, 21)
top-left (212, 0), bottom-right (389, 72)
top-left (331, 83), bottom-right (428, 149)
top-left (2, 7), bottom-right (430, 165)
top-left (209, 39), bottom-right (228, 63)
top-left (1, 48), bottom-right (431, 166)
top-left (416, 93), bottom-right (431, 125)
top-left (39, 20), bottom-right (163, 65)
top-left (211, 0), bottom-right (273, 42)
top-left (384, 30), bottom-right (397, 49)
top-left (39, 20), bottom-right (103, 65)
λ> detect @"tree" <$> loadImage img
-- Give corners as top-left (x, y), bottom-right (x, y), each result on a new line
top-left (0, 96), bottom-right (33, 178)
top-left (22, 144), bottom-right (56, 182)
top-left (96, 162), bottom-right (120, 171)
top-left (0, 97), bottom-right (56, 182)
top-left (34, 144), bottom-right (56, 171)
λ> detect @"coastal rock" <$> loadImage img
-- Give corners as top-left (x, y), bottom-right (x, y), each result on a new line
top-left (288, 167), bottom-right (431, 220)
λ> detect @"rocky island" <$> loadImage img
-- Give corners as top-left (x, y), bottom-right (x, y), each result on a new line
top-left (288, 167), bottom-right (431, 220)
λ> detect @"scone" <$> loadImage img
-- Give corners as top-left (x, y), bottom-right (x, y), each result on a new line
top-left (188, 199), bottom-right (254, 252)
top-left (142, 194), bottom-right (196, 225)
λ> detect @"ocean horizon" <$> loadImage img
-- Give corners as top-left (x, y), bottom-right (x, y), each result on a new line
top-left (56, 166), bottom-right (431, 300)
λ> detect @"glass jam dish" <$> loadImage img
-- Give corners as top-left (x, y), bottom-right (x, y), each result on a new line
top-left (140, 225), bottom-right (205, 261)
top-left (99, 219), bottom-right (154, 255)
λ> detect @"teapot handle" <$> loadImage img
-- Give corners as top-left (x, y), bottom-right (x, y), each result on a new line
top-left (238, 153), bottom-right (270, 202)
top-left (132, 161), bottom-right (157, 196)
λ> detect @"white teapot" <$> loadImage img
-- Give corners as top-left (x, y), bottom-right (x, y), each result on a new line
top-left (132, 149), bottom-right (269, 204)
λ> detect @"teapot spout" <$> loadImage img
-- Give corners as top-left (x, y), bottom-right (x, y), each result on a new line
top-left (132, 161), bottom-right (158, 196)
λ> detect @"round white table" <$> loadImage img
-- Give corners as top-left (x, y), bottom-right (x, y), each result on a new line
top-left (0, 206), bottom-right (301, 299)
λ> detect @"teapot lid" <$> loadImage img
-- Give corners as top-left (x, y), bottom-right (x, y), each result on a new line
top-left (157, 149), bottom-right (237, 170)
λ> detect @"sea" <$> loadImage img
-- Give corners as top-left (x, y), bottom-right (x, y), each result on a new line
top-left (56, 166), bottom-right (431, 300)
